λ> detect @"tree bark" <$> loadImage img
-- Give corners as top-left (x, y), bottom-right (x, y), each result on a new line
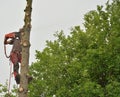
top-left (19, 0), bottom-right (32, 97)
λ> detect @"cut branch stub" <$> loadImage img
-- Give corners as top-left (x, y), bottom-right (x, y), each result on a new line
top-left (21, 32), bottom-right (25, 36)
top-left (22, 40), bottom-right (30, 47)
top-left (19, 87), bottom-right (24, 92)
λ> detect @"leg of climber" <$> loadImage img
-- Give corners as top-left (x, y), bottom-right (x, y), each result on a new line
top-left (10, 52), bottom-right (20, 84)
top-left (14, 63), bottom-right (20, 84)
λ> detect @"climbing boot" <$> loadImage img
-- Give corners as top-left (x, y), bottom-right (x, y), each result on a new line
top-left (15, 74), bottom-right (20, 84)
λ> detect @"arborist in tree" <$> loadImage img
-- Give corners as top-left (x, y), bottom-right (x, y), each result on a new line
top-left (4, 31), bottom-right (21, 84)
top-left (4, 30), bottom-right (33, 85)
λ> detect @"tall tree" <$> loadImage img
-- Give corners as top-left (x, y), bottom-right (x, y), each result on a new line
top-left (19, 0), bottom-right (32, 97)
top-left (28, 0), bottom-right (120, 97)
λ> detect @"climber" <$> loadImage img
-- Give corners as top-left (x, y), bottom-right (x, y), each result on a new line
top-left (4, 31), bottom-right (21, 84)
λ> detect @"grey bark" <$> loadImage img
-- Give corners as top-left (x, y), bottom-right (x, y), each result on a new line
top-left (19, 0), bottom-right (32, 97)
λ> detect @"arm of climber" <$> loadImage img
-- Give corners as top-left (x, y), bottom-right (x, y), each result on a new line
top-left (4, 32), bottom-right (15, 45)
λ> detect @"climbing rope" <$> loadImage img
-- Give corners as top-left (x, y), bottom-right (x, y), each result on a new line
top-left (4, 44), bottom-right (12, 93)
top-left (8, 61), bottom-right (13, 94)
top-left (4, 44), bottom-right (10, 58)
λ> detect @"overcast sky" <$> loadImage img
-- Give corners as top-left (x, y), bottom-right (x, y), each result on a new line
top-left (0, 0), bottom-right (110, 86)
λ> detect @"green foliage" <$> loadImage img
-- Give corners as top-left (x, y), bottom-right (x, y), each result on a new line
top-left (28, 0), bottom-right (120, 97)
top-left (0, 81), bottom-right (18, 97)
top-left (106, 81), bottom-right (120, 97)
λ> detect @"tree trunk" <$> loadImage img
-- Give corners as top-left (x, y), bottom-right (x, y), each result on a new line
top-left (19, 0), bottom-right (32, 97)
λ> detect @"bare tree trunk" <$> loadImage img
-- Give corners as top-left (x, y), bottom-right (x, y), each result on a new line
top-left (19, 0), bottom-right (32, 97)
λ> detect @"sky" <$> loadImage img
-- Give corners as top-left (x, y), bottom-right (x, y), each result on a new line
top-left (0, 0), bottom-right (110, 86)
